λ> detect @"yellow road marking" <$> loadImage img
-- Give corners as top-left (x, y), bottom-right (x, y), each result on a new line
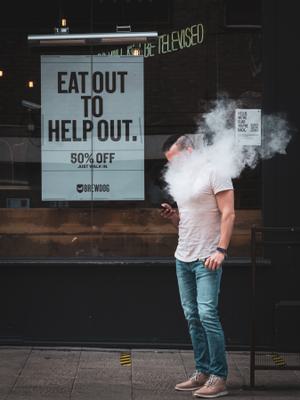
top-left (120, 353), bottom-right (131, 366)
top-left (271, 353), bottom-right (287, 367)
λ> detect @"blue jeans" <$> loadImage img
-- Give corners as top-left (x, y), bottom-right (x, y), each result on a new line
top-left (176, 258), bottom-right (228, 378)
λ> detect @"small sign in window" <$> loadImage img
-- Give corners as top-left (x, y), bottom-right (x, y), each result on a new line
top-left (235, 109), bottom-right (261, 146)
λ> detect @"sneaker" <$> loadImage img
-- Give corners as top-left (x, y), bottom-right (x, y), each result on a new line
top-left (193, 374), bottom-right (228, 398)
top-left (175, 371), bottom-right (209, 391)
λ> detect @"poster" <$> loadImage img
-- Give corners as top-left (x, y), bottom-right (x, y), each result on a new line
top-left (235, 109), bottom-right (261, 146)
top-left (41, 55), bottom-right (144, 201)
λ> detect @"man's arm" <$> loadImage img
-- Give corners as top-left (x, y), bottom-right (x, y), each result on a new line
top-left (204, 189), bottom-right (235, 270)
top-left (216, 189), bottom-right (235, 249)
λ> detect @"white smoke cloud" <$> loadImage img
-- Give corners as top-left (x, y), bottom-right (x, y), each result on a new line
top-left (163, 98), bottom-right (292, 203)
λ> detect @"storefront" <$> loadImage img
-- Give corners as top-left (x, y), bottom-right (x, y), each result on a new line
top-left (0, 0), bottom-right (298, 348)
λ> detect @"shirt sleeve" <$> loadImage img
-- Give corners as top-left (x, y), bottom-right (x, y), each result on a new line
top-left (209, 169), bottom-right (233, 195)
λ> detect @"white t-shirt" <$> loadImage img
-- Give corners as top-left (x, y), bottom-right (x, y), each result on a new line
top-left (175, 168), bottom-right (233, 262)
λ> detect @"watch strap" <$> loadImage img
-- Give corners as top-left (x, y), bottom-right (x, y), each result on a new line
top-left (216, 247), bottom-right (227, 256)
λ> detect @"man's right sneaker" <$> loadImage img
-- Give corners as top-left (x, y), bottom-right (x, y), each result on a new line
top-left (193, 374), bottom-right (228, 398)
top-left (175, 371), bottom-right (209, 391)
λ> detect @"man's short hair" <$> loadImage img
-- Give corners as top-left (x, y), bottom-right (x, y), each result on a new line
top-left (162, 134), bottom-right (194, 153)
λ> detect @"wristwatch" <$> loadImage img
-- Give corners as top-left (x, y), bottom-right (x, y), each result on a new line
top-left (216, 247), bottom-right (227, 257)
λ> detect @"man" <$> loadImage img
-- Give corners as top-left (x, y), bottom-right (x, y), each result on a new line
top-left (160, 134), bottom-right (235, 398)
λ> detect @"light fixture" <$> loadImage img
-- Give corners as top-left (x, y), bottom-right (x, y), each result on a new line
top-left (54, 17), bottom-right (70, 34)
top-left (27, 80), bottom-right (34, 88)
top-left (21, 100), bottom-right (41, 110)
top-left (131, 46), bottom-right (142, 56)
top-left (116, 25), bottom-right (131, 32)
top-left (0, 70), bottom-right (3, 77)
top-left (28, 31), bottom-right (158, 47)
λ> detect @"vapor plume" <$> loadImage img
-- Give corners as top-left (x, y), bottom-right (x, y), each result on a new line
top-left (163, 98), bottom-right (292, 203)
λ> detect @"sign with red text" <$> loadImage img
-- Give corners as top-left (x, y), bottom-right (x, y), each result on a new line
top-left (41, 55), bottom-right (144, 201)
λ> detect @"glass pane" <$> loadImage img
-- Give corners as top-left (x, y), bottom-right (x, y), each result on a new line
top-left (0, 0), bottom-right (262, 259)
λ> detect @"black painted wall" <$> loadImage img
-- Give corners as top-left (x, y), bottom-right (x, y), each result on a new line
top-left (0, 260), bottom-right (273, 349)
top-left (260, 0), bottom-right (300, 352)
top-left (262, 0), bottom-right (300, 227)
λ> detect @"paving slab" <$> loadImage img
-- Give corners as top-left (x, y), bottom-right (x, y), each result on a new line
top-left (133, 387), bottom-right (193, 400)
top-left (4, 349), bottom-right (80, 400)
top-left (71, 349), bottom-right (131, 400)
top-left (293, 370), bottom-right (300, 380)
top-left (71, 382), bottom-right (132, 400)
top-left (79, 349), bottom-right (130, 370)
top-left (0, 348), bottom-right (32, 398)
top-left (6, 393), bottom-right (70, 400)
top-left (132, 350), bottom-right (185, 393)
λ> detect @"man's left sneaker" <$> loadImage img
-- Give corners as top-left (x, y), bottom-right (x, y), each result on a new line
top-left (193, 374), bottom-right (228, 398)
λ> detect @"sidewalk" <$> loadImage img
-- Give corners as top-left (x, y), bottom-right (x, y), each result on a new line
top-left (0, 347), bottom-right (300, 400)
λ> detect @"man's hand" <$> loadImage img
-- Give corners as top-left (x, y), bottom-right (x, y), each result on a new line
top-left (159, 203), bottom-right (179, 228)
top-left (160, 203), bottom-right (175, 219)
top-left (204, 251), bottom-right (225, 270)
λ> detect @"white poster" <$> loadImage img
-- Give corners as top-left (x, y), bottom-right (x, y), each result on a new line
top-left (235, 109), bottom-right (261, 146)
top-left (41, 55), bottom-right (144, 201)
